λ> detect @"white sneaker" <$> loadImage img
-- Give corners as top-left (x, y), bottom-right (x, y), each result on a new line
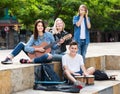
top-left (1, 57), bottom-right (13, 64)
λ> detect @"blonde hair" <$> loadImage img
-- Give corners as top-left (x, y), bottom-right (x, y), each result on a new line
top-left (53, 18), bottom-right (65, 34)
top-left (78, 4), bottom-right (87, 15)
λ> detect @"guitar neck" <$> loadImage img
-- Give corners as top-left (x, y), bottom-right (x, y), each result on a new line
top-left (43, 34), bottom-right (71, 50)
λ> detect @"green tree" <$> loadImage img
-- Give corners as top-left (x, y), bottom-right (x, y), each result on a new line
top-left (0, 0), bottom-right (120, 34)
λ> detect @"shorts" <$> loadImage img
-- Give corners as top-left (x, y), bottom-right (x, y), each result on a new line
top-left (73, 69), bottom-right (83, 76)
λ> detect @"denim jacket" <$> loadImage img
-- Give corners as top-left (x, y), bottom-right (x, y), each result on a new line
top-left (24, 32), bottom-right (58, 53)
top-left (73, 15), bottom-right (90, 44)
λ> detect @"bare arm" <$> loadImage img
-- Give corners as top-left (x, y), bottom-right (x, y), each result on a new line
top-left (81, 65), bottom-right (89, 76)
top-left (63, 65), bottom-right (74, 74)
top-left (86, 17), bottom-right (91, 29)
top-left (85, 10), bottom-right (91, 29)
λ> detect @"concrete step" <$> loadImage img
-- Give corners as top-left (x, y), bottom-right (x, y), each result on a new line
top-left (1, 60), bottom-right (120, 94)
top-left (0, 62), bottom-right (63, 94)
top-left (105, 55), bottom-right (120, 70)
top-left (0, 64), bottom-right (35, 94)
top-left (13, 79), bottom-right (120, 94)
top-left (85, 55), bottom-right (120, 70)
top-left (1, 42), bottom-right (120, 94)
top-left (13, 70), bottom-right (120, 94)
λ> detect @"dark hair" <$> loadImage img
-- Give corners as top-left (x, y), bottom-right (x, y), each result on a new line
top-left (69, 41), bottom-right (78, 47)
top-left (34, 19), bottom-right (46, 40)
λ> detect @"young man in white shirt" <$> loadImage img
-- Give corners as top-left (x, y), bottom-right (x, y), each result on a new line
top-left (62, 41), bottom-right (95, 88)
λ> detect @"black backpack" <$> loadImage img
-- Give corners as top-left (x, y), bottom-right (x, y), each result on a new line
top-left (93, 70), bottom-right (109, 80)
top-left (34, 64), bottom-right (81, 93)
top-left (35, 64), bottom-right (63, 86)
top-left (41, 64), bottom-right (60, 82)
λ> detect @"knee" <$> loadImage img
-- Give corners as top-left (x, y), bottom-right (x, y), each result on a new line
top-left (87, 67), bottom-right (95, 75)
top-left (47, 53), bottom-right (52, 60)
top-left (63, 69), bottom-right (71, 76)
top-left (64, 70), bottom-right (68, 75)
top-left (18, 42), bottom-right (25, 47)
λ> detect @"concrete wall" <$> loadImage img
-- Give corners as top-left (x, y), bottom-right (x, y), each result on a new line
top-left (0, 55), bottom-right (120, 94)
top-left (105, 55), bottom-right (120, 70)
top-left (0, 66), bottom-right (34, 94)
top-left (85, 56), bottom-right (106, 70)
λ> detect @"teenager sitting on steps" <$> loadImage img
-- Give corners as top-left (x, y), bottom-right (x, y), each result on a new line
top-left (62, 41), bottom-right (95, 88)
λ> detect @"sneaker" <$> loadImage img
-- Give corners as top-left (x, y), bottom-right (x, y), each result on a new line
top-left (20, 58), bottom-right (31, 64)
top-left (1, 57), bottom-right (13, 64)
top-left (74, 80), bottom-right (85, 89)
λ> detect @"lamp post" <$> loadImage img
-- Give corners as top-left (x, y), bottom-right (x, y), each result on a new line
top-left (4, 26), bottom-right (9, 49)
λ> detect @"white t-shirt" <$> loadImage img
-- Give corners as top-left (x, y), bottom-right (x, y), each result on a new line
top-left (62, 54), bottom-right (84, 72)
top-left (80, 18), bottom-right (86, 39)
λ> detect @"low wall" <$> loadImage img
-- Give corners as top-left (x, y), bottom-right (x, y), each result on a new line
top-left (105, 55), bottom-right (120, 70)
top-left (0, 66), bottom-right (34, 94)
top-left (0, 55), bottom-right (120, 94)
top-left (85, 56), bottom-right (106, 70)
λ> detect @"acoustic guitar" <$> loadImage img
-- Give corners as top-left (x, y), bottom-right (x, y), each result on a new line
top-left (28, 34), bottom-right (72, 59)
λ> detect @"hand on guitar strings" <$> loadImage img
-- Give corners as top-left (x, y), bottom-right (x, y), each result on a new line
top-left (35, 47), bottom-right (45, 53)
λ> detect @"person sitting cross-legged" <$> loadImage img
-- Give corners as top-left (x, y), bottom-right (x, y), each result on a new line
top-left (62, 41), bottom-right (95, 89)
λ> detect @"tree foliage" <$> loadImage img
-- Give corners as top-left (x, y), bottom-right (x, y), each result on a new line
top-left (0, 0), bottom-right (120, 33)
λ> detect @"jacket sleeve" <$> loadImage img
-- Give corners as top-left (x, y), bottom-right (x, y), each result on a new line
top-left (49, 33), bottom-right (59, 50)
top-left (24, 35), bottom-right (35, 53)
top-left (73, 16), bottom-right (79, 25)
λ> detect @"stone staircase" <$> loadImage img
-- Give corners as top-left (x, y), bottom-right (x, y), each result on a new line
top-left (1, 42), bottom-right (120, 94)
top-left (0, 55), bottom-right (120, 94)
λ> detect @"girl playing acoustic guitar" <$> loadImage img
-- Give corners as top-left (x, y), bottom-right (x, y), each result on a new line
top-left (51, 18), bottom-right (72, 61)
top-left (1, 19), bottom-right (63, 64)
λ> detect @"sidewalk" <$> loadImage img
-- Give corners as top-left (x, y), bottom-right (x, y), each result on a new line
top-left (86, 42), bottom-right (120, 57)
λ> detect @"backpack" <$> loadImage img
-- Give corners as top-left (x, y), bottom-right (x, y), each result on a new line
top-left (34, 64), bottom-right (81, 93)
top-left (34, 64), bottom-right (64, 86)
top-left (41, 64), bottom-right (60, 81)
top-left (93, 70), bottom-right (109, 80)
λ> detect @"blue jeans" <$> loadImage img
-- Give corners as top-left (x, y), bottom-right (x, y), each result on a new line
top-left (33, 54), bottom-right (52, 63)
top-left (72, 69), bottom-right (83, 77)
top-left (11, 42), bottom-right (51, 63)
top-left (52, 52), bottom-right (66, 61)
top-left (75, 69), bottom-right (83, 75)
top-left (11, 42), bottom-right (27, 57)
top-left (78, 39), bottom-right (88, 62)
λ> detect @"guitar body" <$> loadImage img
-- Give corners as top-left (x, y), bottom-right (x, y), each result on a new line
top-left (28, 42), bottom-right (51, 59)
